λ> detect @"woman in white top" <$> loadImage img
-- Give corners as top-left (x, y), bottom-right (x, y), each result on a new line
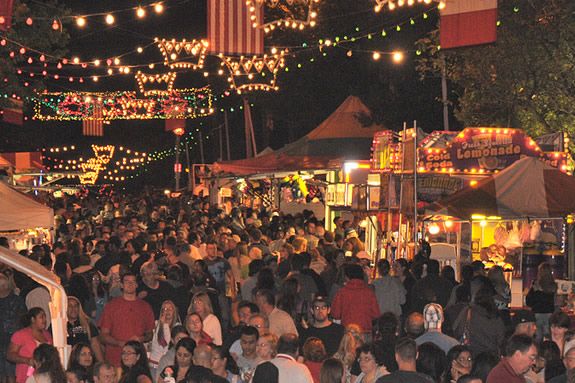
top-left (149, 300), bottom-right (181, 380)
top-left (189, 292), bottom-right (222, 345)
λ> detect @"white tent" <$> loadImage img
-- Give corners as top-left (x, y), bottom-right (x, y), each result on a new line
top-left (0, 246), bottom-right (68, 365)
top-left (0, 181), bottom-right (54, 231)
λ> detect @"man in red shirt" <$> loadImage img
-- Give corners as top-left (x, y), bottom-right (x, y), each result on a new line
top-left (487, 334), bottom-right (538, 383)
top-left (99, 272), bottom-right (155, 367)
top-left (331, 263), bottom-right (380, 335)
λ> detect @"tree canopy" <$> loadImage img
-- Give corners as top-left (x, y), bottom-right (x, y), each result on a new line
top-left (416, 0), bottom-right (575, 137)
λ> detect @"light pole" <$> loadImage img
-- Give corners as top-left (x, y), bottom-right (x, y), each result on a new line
top-left (173, 127), bottom-right (185, 190)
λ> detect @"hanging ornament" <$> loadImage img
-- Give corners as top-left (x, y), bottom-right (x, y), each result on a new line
top-left (155, 38), bottom-right (209, 69)
top-left (246, 0), bottom-right (320, 33)
top-left (219, 48), bottom-right (288, 93)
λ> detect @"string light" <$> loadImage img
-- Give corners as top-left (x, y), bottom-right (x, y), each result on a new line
top-left (105, 14), bottom-right (115, 25)
top-left (76, 17), bottom-right (86, 27)
top-left (136, 7), bottom-right (146, 18)
top-left (392, 51), bottom-right (404, 63)
top-left (374, 0), bottom-right (444, 12)
top-left (154, 3), bottom-right (164, 14)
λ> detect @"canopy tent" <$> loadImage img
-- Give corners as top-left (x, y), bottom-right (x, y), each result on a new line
top-left (213, 95), bottom-right (385, 176)
top-left (0, 246), bottom-right (68, 365)
top-left (426, 157), bottom-right (575, 219)
top-left (0, 181), bottom-right (54, 231)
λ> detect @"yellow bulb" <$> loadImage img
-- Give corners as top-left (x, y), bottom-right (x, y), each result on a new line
top-left (437, 1), bottom-right (445, 8)
top-left (154, 3), bottom-right (164, 13)
top-left (76, 17), bottom-right (86, 27)
top-left (136, 7), bottom-right (146, 18)
top-left (114, 57), bottom-right (120, 65)
top-left (72, 57), bottom-right (80, 64)
top-left (105, 14), bottom-right (115, 25)
top-left (137, 47), bottom-right (143, 53)
top-left (372, 52), bottom-right (381, 60)
top-left (392, 51), bottom-right (404, 63)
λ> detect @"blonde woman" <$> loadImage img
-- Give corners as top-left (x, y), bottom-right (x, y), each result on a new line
top-left (188, 292), bottom-right (222, 345)
top-left (333, 324), bottom-right (364, 383)
top-left (66, 296), bottom-right (104, 362)
top-left (149, 300), bottom-right (181, 379)
top-left (255, 333), bottom-right (278, 363)
top-left (229, 243), bottom-right (251, 284)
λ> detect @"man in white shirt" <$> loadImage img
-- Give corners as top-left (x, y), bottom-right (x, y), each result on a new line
top-left (255, 289), bottom-right (298, 337)
top-left (268, 333), bottom-right (313, 383)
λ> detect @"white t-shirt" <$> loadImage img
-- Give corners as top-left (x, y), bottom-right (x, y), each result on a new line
top-left (203, 313), bottom-right (222, 345)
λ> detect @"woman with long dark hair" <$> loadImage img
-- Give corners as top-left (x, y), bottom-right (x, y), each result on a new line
top-left (7, 308), bottom-right (53, 383)
top-left (443, 345), bottom-right (472, 383)
top-left (67, 343), bottom-right (96, 383)
top-left (526, 262), bottom-right (557, 341)
top-left (277, 277), bottom-right (306, 323)
top-left (118, 341), bottom-right (152, 383)
top-left (459, 287), bottom-right (505, 357)
top-left (158, 338), bottom-right (196, 383)
top-left (25, 344), bottom-right (66, 383)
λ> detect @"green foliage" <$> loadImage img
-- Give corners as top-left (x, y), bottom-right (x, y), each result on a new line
top-left (416, 0), bottom-right (575, 136)
top-left (0, 0), bottom-right (70, 106)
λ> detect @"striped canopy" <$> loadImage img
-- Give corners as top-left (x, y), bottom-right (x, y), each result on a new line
top-left (426, 157), bottom-right (575, 219)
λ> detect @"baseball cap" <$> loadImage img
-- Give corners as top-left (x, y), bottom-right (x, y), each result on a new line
top-left (512, 309), bottom-right (536, 327)
top-left (423, 303), bottom-right (444, 330)
top-left (312, 296), bottom-right (330, 307)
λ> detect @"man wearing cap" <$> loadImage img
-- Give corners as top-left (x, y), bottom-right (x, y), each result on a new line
top-left (415, 303), bottom-right (459, 354)
top-left (512, 309), bottom-right (537, 339)
top-left (300, 296), bottom-right (344, 356)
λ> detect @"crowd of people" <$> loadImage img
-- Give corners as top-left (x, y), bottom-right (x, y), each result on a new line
top-left (0, 190), bottom-right (573, 383)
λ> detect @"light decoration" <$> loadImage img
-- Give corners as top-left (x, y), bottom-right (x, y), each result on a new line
top-left (135, 71), bottom-right (177, 95)
top-left (42, 145), bottom-right (150, 184)
top-left (246, 0), bottom-right (320, 33)
top-left (155, 38), bottom-right (209, 70)
top-left (218, 49), bottom-right (288, 93)
top-left (373, 0), bottom-right (443, 13)
top-left (33, 88), bottom-right (214, 121)
top-left (77, 145), bottom-right (114, 185)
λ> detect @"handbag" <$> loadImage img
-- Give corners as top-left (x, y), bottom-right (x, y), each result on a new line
top-left (453, 305), bottom-right (472, 345)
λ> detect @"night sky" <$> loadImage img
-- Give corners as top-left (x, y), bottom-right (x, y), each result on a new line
top-left (2, 0), bottom-right (454, 187)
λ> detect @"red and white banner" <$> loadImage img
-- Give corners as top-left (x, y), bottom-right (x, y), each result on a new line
top-left (440, 0), bottom-right (497, 49)
top-left (82, 103), bottom-right (104, 136)
top-left (207, 0), bottom-right (264, 55)
top-left (2, 99), bottom-right (23, 126)
top-left (0, 0), bottom-right (14, 31)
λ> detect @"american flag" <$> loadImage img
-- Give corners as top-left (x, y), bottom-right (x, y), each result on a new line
top-left (207, 0), bottom-right (264, 56)
top-left (83, 103), bottom-right (104, 136)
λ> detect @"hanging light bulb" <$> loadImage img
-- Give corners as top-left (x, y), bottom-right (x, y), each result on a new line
top-left (26, 17), bottom-right (33, 25)
top-left (76, 16), bottom-right (86, 27)
top-left (105, 14), bottom-right (115, 25)
top-left (372, 51), bottom-right (381, 60)
top-left (392, 51), bottom-right (404, 63)
top-left (52, 20), bottom-right (60, 30)
top-left (154, 3), bottom-right (164, 13)
top-left (136, 6), bottom-right (146, 18)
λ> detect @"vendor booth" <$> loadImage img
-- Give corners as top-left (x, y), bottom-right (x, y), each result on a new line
top-left (212, 96), bottom-right (385, 255)
top-left (0, 246), bottom-right (68, 366)
top-left (424, 157), bottom-right (575, 306)
top-left (0, 180), bottom-right (54, 250)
